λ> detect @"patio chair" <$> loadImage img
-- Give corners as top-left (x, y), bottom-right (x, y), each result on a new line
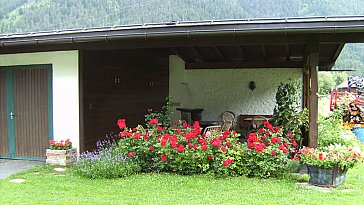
top-left (251, 116), bottom-right (268, 129)
top-left (169, 121), bottom-right (180, 129)
top-left (136, 124), bottom-right (146, 135)
top-left (220, 111), bottom-right (236, 131)
top-left (203, 125), bottom-right (223, 135)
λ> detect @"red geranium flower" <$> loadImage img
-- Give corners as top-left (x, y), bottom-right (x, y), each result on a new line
top-left (263, 121), bottom-right (273, 130)
top-left (144, 132), bottom-right (150, 140)
top-left (157, 126), bottom-right (163, 132)
top-left (134, 133), bottom-right (141, 140)
top-left (210, 138), bottom-right (222, 147)
top-left (149, 146), bottom-right (155, 151)
top-left (272, 126), bottom-right (280, 133)
top-left (49, 140), bottom-right (55, 146)
top-left (117, 119), bottom-right (126, 130)
top-left (254, 143), bottom-right (264, 153)
top-left (202, 144), bottom-right (208, 151)
top-left (170, 141), bottom-right (178, 148)
top-left (161, 140), bottom-right (167, 147)
top-left (177, 144), bottom-right (185, 152)
top-left (149, 118), bottom-right (159, 125)
top-left (128, 152), bottom-right (134, 157)
top-left (161, 154), bottom-right (167, 162)
top-left (183, 122), bottom-right (188, 128)
top-left (223, 158), bottom-right (234, 166)
top-left (208, 156), bottom-right (213, 161)
top-left (258, 128), bottom-right (264, 134)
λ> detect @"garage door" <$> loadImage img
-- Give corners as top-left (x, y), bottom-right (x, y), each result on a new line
top-left (0, 65), bottom-right (52, 159)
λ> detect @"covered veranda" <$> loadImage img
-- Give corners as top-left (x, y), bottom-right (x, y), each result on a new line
top-left (1, 16), bottom-right (364, 152)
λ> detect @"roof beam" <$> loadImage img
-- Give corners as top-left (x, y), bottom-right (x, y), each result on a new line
top-left (186, 60), bottom-right (302, 69)
top-left (191, 47), bottom-right (205, 63)
top-left (285, 44), bottom-right (290, 61)
top-left (321, 43), bottom-right (345, 69)
top-left (213, 46), bottom-right (226, 61)
top-left (170, 48), bottom-right (189, 62)
top-left (237, 45), bottom-right (246, 60)
top-left (261, 45), bottom-right (267, 61)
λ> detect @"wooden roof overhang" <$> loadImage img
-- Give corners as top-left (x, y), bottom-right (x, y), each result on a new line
top-left (1, 16), bottom-right (364, 71)
top-left (1, 16), bottom-right (364, 148)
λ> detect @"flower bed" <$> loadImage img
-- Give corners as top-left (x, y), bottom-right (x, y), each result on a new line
top-left (75, 117), bottom-right (305, 178)
top-left (116, 119), bottom-right (243, 176)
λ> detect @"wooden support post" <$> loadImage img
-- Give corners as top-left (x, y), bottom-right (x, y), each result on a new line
top-left (302, 66), bottom-right (310, 146)
top-left (308, 41), bottom-right (319, 148)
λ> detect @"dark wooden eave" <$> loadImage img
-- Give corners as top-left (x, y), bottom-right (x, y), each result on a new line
top-left (1, 16), bottom-right (364, 70)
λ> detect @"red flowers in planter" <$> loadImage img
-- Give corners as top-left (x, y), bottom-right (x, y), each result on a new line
top-left (49, 139), bottom-right (72, 150)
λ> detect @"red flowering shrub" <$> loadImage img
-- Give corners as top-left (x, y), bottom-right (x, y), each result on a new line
top-left (115, 118), bottom-right (243, 176)
top-left (241, 121), bottom-right (297, 178)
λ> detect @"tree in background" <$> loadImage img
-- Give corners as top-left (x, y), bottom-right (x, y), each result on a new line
top-left (318, 72), bottom-right (336, 95)
top-left (318, 72), bottom-right (348, 95)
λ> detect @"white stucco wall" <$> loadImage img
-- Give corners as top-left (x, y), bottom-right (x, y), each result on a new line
top-left (169, 55), bottom-right (302, 121)
top-left (0, 51), bottom-right (80, 151)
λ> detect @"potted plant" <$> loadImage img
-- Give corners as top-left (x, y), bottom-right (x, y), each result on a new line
top-left (46, 139), bottom-right (76, 166)
top-left (299, 144), bottom-right (364, 187)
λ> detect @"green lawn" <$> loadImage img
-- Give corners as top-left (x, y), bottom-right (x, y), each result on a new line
top-left (1, 163), bottom-right (364, 205)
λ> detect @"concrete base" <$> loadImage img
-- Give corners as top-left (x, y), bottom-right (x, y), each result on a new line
top-left (0, 159), bottom-right (44, 179)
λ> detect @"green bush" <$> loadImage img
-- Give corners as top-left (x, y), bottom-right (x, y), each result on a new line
top-left (74, 140), bottom-right (140, 179)
top-left (318, 108), bottom-right (358, 148)
top-left (272, 80), bottom-right (308, 144)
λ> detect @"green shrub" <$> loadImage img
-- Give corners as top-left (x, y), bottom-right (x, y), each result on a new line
top-left (318, 108), bottom-right (358, 148)
top-left (272, 80), bottom-right (308, 144)
top-left (144, 96), bottom-right (173, 129)
top-left (74, 140), bottom-right (140, 179)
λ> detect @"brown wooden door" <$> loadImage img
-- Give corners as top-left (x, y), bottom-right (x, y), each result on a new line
top-left (13, 68), bottom-right (50, 158)
top-left (0, 66), bottom-right (51, 159)
top-left (0, 70), bottom-right (9, 157)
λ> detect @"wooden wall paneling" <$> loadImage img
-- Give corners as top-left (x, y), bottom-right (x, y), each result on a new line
top-left (82, 49), bottom-right (169, 150)
top-left (0, 70), bottom-right (9, 156)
